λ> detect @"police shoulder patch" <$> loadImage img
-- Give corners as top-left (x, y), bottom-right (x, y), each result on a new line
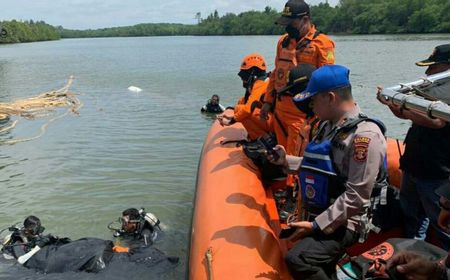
top-left (353, 136), bottom-right (371, 162)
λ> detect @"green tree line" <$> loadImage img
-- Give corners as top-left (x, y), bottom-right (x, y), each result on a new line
top-left (61, 0), bottom-right (450, 38)
top-left (314, 0), bottom-right (450, 34)
top-left (1, 0), bottom-right (449, 43)
top-left (0, 20), bottom-right (60, 43)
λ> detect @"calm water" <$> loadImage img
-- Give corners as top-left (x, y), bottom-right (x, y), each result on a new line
top-left (0, 34), bottom-right (449, 279)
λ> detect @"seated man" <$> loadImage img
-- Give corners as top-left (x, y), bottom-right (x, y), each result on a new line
top-left (112, 208), bottom-right (161, 247)
top-left (201, 94), bottom-right (225, 113)
top-left (218, 53), bottom-right (273, 140)
top-left (270, 65), bottom-right (386, 280)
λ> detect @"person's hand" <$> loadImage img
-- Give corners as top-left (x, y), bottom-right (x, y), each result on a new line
top-left (438, 208), bottom-right (450, 234)
top-left (287, 221), bottom-right (314, 241)
top-left (376, 86), bottom-right (391, 105)
top-left (267, 145), bottom-right (287, 166)
top-left (218, 115), bottom-right (233, 126)
top-left (260, 103), bottom-right (271, 121)
top-left (36, 236), bottom-right (51, 248)
top-left (387, 251), bottom-right (445, 280)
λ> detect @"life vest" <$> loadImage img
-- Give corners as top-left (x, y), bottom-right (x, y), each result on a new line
top-left (273, 31), bottom-right (322, 92)
top-left (299, 115), bottom-right (387, 218)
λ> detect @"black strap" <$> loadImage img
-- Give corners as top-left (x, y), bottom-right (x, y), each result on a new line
top-left (274, 113), bottom-right (288, 138)
top-left (308, 118), bottom-right (321, 141)
top-left (296, 30), bottom-right (322, 50)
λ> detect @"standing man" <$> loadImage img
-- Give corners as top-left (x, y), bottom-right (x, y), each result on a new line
top-left (377, 44), bottom-right (450, 250)
top-left (260, 0), bottom-right (335, 159)
top-left (271, 65), bottom-right (386, 279)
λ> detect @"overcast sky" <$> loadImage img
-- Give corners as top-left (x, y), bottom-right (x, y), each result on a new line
top-left (0, 0), bottom-right (338, 30)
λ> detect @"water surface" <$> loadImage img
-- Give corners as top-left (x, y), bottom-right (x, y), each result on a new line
top-left (0, 34), bottom-right (449, 279)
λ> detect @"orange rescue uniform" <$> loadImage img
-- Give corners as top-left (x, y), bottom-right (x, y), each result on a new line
top-left (264, 25), bottom-right (335, 156)
top-left (234, 79), bottom-right (273, 140)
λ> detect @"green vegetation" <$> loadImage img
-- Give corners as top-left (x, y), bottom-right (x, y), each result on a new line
top-left (61, 0), bottom-right (450, 38)
top-left (0, 20), bottom-right (60, 43)
top-left (1, 0), bottom-right (449, 43)
top-left (315, 0), bottom-right (450, 34)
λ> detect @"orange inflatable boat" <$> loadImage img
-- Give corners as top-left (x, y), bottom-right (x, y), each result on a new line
top-left (189, 118), bottom-right (404, 280)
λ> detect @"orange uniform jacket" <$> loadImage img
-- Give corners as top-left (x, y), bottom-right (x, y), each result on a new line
top-left (264, 25), bottom-right (335, 156)
top-left (234, 79), bottom-right (273, 140)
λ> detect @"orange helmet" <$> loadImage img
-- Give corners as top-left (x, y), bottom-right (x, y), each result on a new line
top-left (240, 53), bottom-right (267, 71)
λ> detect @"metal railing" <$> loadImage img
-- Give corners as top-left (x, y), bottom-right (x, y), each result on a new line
top-left (381, 70), bottom-right (450, 122)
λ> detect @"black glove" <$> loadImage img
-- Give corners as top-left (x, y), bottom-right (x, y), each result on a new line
top-left (36, 236), bottom-right (51, 248)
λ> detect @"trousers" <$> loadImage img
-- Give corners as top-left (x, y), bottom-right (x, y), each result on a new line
top-left (285, 226), bottom-right (359, 280)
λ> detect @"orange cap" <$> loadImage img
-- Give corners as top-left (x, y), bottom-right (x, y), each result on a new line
top-left (240, 53), bottom-right (267, 71)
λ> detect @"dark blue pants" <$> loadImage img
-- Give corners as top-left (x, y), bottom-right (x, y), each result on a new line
top-left (285, 226), bottom-right (359, 280)
top-left (400, 172), bottom-right (450, 251)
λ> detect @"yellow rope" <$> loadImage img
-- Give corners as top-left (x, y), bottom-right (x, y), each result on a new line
top-left (0, 76), bottom-right (81, 145)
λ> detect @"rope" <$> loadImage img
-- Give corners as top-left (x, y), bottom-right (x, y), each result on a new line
top-left (205, 247), bottom-right (214, 280)
top-left (0, 76), bottom-right (81, 145)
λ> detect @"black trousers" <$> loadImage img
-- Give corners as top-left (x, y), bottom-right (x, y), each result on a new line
top-left (285, 226), bottom-right (359, 280)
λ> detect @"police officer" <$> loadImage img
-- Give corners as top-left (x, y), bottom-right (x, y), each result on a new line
top-left (271, 65), bottom-right (386, 280)
top-left (260, 0), bottom-right (335, 159)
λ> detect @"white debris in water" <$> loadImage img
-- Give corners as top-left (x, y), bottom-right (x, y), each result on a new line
top-left (128, 86), bottom-right (142, 92)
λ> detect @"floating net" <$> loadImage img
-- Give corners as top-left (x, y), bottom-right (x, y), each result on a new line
top-left (0, 76), bottom-right (81, 144)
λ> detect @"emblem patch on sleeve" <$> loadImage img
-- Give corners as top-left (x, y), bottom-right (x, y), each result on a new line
top-left (353, 136), bottom-right (371, 162)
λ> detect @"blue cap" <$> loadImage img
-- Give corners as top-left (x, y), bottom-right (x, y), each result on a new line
top-left (293, 65), bottom-right (351, 102)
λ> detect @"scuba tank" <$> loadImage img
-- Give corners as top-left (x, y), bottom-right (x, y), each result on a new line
top-left (139, 208), bottom-right (160, 230)
top-left (1, 223), bottom-right (25, 260)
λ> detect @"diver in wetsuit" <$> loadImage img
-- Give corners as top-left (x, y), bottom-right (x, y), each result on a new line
top-left (1, 216), bottom-right (65, 263)
top-left (111, 208), bottom-right (161, 248)
top-left (201, 94), bottom-right (226, 113)
top-left (1, 214), bottom-right (177, 274)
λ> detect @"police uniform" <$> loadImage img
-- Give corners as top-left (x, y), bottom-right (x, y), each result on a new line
top-left (284, 65), bottom-right (387, 280)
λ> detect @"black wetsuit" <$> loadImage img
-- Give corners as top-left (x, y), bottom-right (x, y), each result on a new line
top-left (115, 221), bottom-right (158, 248)
top-left (201, 102), bottom-right (224, 113)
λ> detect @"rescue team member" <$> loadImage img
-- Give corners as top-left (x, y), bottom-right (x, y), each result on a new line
top-left (218, 53), bottom-right (273, 140)
top-left (387, 183), bottom-right (450, 280)
top-left (112, 208), bottom-right (161, 249)
top-left (260, 0), bottom-right (335, 158)
top-left (377, 44), bottom-right (450, 251)
top-left (270, 65), bottom-right (386, 280)
top-left (201, 94), bottom-right (225, 113)
top-left (1, 216), bottom-right (63, 262)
